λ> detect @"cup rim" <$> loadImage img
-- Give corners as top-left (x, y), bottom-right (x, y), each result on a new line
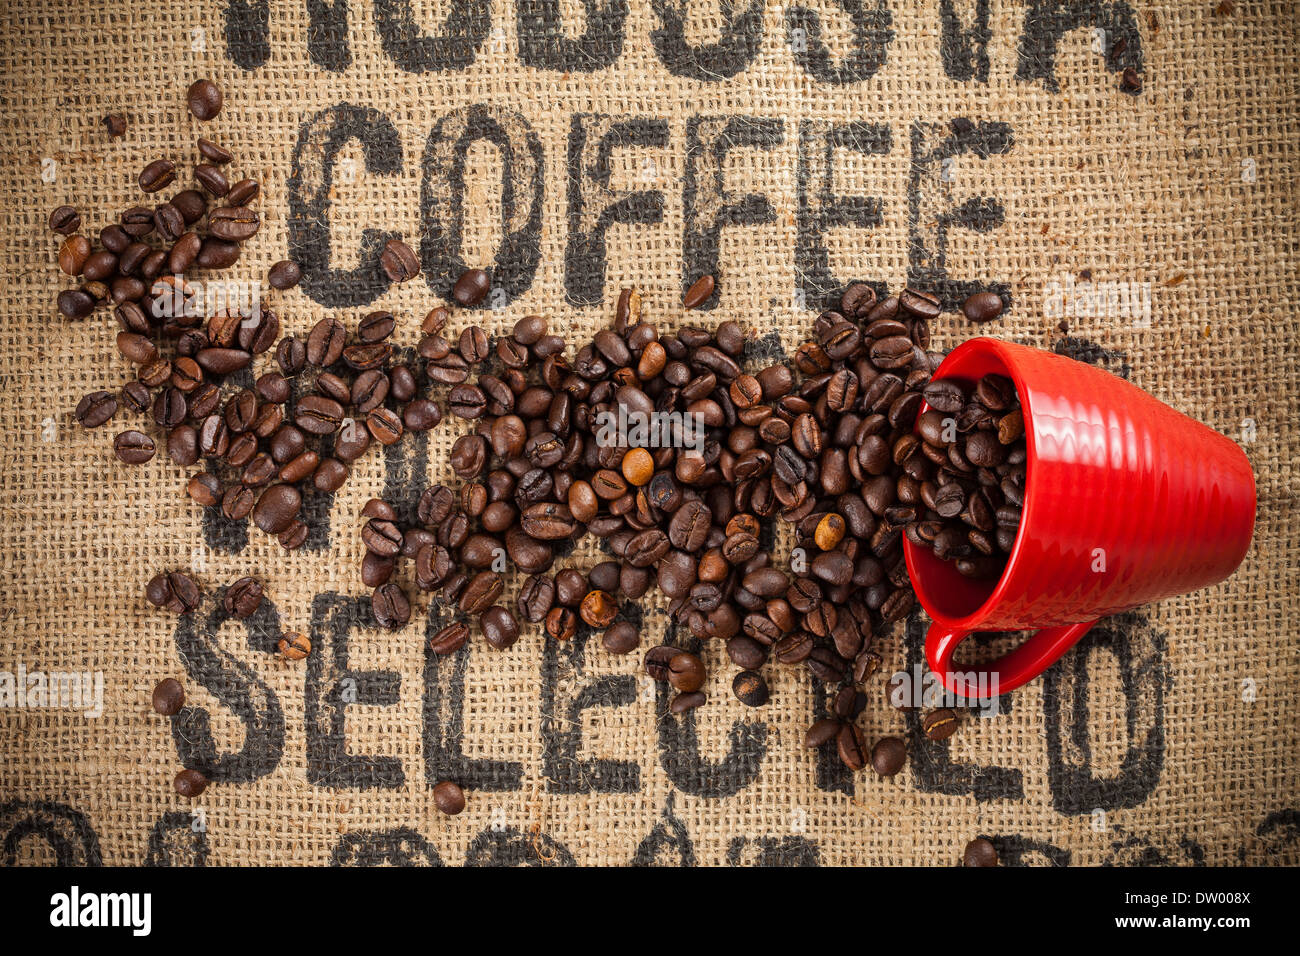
top-left (902, 337), bottom-right (1035, 629)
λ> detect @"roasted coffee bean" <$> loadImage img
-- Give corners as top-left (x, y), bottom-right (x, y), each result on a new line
top-left (152, 678), bottom-right (185, 716)
top-left (602, 621), bottom-right (639, 655)
top-left (460, 571), bottom-right (504, 615)
top-left (962, 837), bottom-right (999, 867)
top-left (187, 78), bottom-right (223, 120)
top-left (683, 274), bottom-right (715, 309)
top-left (837, 723), bottom-right (868, 770)
top-left (194, 163), bottom-right (229, 197)
top-left (962, 291), bottom-right (1004, 323)
top-left (195, 347), bottom-right (251, 375)
top-left (252, 484), bottom-right (301, 534)
top-left (545, 606), bottom-right (578, 641)
top-left (267, 259), bottom-right (302, 290)
top-left (453, 268), bottom-right (491, 306)
top-left (172, 188), bottom-right (207, 223)
top-left (57, 288), bottom-right (95, 319)
top-left (362, 518), bottom-right (404, 557)
top-left (187, 472), bottom-right (222, 507)
top-left (139, 159), bottom-right (176, 192)
top-left (429, 621), bottom-right (470, 655)
top-left (49, 205), bottom-right (81, 234)
top-left (226, 178), bottom-right (260, 206)
top-left (209, 205), bottom-right (259, 242)
top-left (294, 395), bottom-right (344, 434)
top-left (576, 589), bottom-right (615, 629)
top-left (196, 237), bottom-right (241, 269)
top-left (75, 390), bottom-right (117, 428)
top-left (732, 670), bottom-right (769, 707)
top-left (371, 582), bottom-right (411, 630)
top-left (480, 606), bottom-right (520, 650)
top-left (432, 780), bottom-right (466, 815)
top-left (870, 736), bottom-right (906, 776)
top-left (278, 631), bottom-right (311, 660)
top-left (366, 407), bottom-right (404, 445)
top-left (58, 235), bottom-right (90, 276)
top-left (805, 718), bottom-right (841, 748)
top-left (380, 239), bottom-right (420, 282)
top-left (113, 429), bottom-right (155, 464)
top-left (223, 577), bottom-right (264, 619)
top-left (670, 691), bottom-right (706, 714)
top-left (668, 652), bottom-right (705, 692)
top-left (174, 769), bottom-right (208, 798)
top-left (727, 635), bottom-right (768, 670)
top-left (644, 645), bottom-right (678, 681)
top-left (922, 708), bottom-right (959, 741)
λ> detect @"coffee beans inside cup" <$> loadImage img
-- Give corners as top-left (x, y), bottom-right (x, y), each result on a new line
top-left (909, 373), bottom-right (1027, 579)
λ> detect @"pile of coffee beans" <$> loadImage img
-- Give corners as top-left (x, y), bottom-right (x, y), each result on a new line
top-left (349, 280), bottom-right (963, 773)
top-left (907, 373), bottom-right (1027, 578)
top-left (53, 80), bottom-right (1002, 788)
top-left (60, 82), bottom-right (440, 550)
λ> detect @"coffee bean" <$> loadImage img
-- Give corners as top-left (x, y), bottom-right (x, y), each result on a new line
top-left (208, 205), bottom-right (259, 242)
top-left (683, 274), bottom-right (715, 309)
top-left (433, 780), bottom-right (466, 815)
top-left (670, 691), bottom-right (707, 714)
top-left (732, 670), bottom-right (769, 707)
top-left (196, 237), bottom-right (241, 269)
top-left (580, 589), bottom-right (618, 628)
top-left (460, 571), bottom-right (504, 615)
top-left (75, 390), bottom-right (117, 428)
top-left (57, 288), bottom-right (95, 319)
top-left (197, 137), bottom-right (233, 163)
top-left (962, 837), bottom-right (998, 867)
top-left (452, 268), bottom-right (490, 306)
top-left (481, 606), bottom-right (520, 650)
top-left (223, 577), bottom-right (264, 619)
top-left (278, 631), bottom-right (312, 660)
top-left (922, 708), bottom-right (959, 741)
top-left (252, 483), bottom-right (301, 534)
top-left (380, 238), bottom-right (420, 282)
top-left (187, 79), bottom-right (223, 120)
top-left (267, 259), bottom-right (302, 290)
top-left (113, 430), bottom-right (155, 464)
top-left (294, 395), bottom-right (344, 435)
top-left (644, 645), bottom-right (678, 682)
top-left (226, 179), bottom-right (260, 205)
top-left (545, 605), bottom-right (578, 641)
top-left (602, 621), bottom-right (639, 655)
top-left (138, 159), bottom-right (176, 193)
top-left (58, 235), bottom-right (90, 276)
top-left (50, 205), bottom-right (81, 234)
top-left (152, 678), bottom-right (185, 716)
top-left (837, 723), bottom-right (867, 770)
top-left (194, 164), bottom-right (229, 198)
top-left (429, 621), bottom-right (470, 656)
top-left (174, 769), bottom-right (208, 798)
top-left (371, 582), bottom-right (411, 630)
top-left (668, 652), bottom-right (705, 692)
top-left (961, 291), bottom-right (1004, 323)
top-left (870, 736), bottom-right (906, 776)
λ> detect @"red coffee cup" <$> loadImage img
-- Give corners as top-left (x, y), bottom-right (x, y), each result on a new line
top-left (904, 337), bottom-right (1256, 697)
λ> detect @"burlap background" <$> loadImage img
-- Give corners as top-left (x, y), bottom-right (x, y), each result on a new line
top-left (0, 0), bottom-right (1295, 866)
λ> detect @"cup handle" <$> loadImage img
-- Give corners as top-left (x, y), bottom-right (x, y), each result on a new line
top-left (925, 620), bottom-right (1097, 698)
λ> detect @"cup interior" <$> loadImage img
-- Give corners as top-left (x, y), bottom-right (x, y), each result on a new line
top-left (903, 339), bottom-right (1033, 625)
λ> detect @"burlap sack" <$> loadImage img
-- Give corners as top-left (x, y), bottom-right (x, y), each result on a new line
top-left (0, 0), bottom-right (1295, 867)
